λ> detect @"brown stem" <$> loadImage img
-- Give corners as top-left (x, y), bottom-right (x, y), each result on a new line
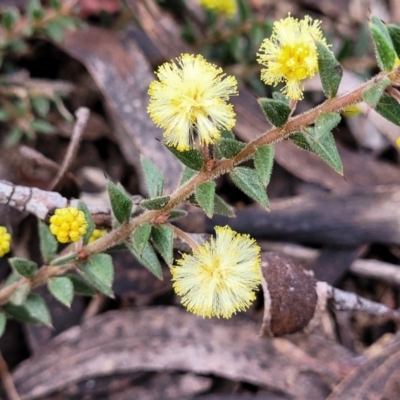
top-left (0, 351), bottom-right (20, 400)
top-left (168, 223), bottom-right (200, 252)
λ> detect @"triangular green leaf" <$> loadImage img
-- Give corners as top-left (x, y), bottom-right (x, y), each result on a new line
top-left (0, 312), bottom-right (6, 338)
top-left (362, 78), bottom-right (391, 107)
top-left (126, 241), bottom-right (163, 280)
top-left (107, 180), bottom-right (133, 224)
top-left (369, 16), bottom-right (396, 71)
top-left (48, 276), bottom-right (74, 307)
top-left (79, 253), bottom-right (114, 298)
top-left (38, 221), bottom-right (58, 263)
top-left (141, 156), bottom-right (164, 198)
top-left (140, 196), bottom-right (170, 210)
top-left (151, 224), bottom-right (174, 265)
top-left (164, 144), bottom-right (203, 171)
top-left (168, 209), bottom-right (188, 220)
top-left (67, 274), bottom-right (96, 296)
top-left (4, 294), bottom-right (51, 325)
top-left (316, 41), bottom-right (343, 98)
top-left (78, 200), bottom-right (95, 245)
top-left (257, 98), bottom-right (291, 127)
top-left (50, 252), bottom-right (78, 266)
top-left (131, 223), bottom-right (152, 255)
top-left (387, 23), bottom-right (400, 57)
top-left (9, 257), bottom-right (37, 279)
top-left (219, 129), bottom-right (235, 139)
top-left (314, 112), bottom-right (341, 140)
top-left (230, 167), bottom-right (270, 209)
top-left (215, 138), bottom-right (246, 159)
top-left (179, 167), bottom-right (197, 186)
top-left (254, 145), bottom-right (274, 186)
top-left (375, 93), bottom-right (400, 126)
top-left (195, 181), bottom-right (216, 218)
top-left (272, 92), bottom-right (290, 104)
top-left (214, 195), bottom-right (235, 217)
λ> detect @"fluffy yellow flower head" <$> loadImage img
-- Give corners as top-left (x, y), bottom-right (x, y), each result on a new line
top-left (199, 0), bottom-right (237, 17)
top-left (257, 14), bottom-right (329, 100)
top-left (148, 53), bottom-right (238, 151)
top-left (171, 225), bottom-right (262, 319)
top-left (49, 207), bottom-right (88, 244)
top-left (88, 228), bottom-right (107, 243)
top-left (0, 226), bottom-right (11, 257)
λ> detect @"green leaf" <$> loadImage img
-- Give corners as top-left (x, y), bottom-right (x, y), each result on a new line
top-left (214, 195), bottom-right (235, 217)
top-left (38, 221), bottom-right (57, 263)
top-left (2, 8), bottom-right (20, 31)
top-left (50, 252), bottom-right (78, 266)
top-left (27, 0), bottom-right (45, 21)
top-left (79, 254), bottom-right (114, 298)
top-left (316, 41), bottom-right (343, 98)
top-left (179, 167), bottom-right (197, 186)
top-left (141, 156), bottom-right (164, 198)
top-left (127, 241), bottom-right (163, 280)
top-left (219, 129), bottom-right (235, 139)
top-left (215, 138), bottom-right (246, 159)
top-left (131, 223), bottom-right (152, 255)
top-left (272, 92), bottom-right (290, 104)
top-left (44, 20), bottom-right (64, 42)
top-left (151, 224), bottom-right (174, 265)
top-left (107, 180), bottom-right (133, 224)
top-left (4, 294), bottom-right (51, 325)
top-left (0, 312), bottom-right (6, 338)
top-left (254, 145), bottom-right (274, 186)
top-left (164, 144), bottom-right (203, 171)
top-left (195, 181), bottom-right (216, 218)
top-left (388, 24), bottom-right (400, 57)
top-left (48, 277), bottom-right (74, 307)
top-left (67, 274), bottom-right (96, 296)
top-left (9, 258), bottom-right (37, 279)
top-left (257, 98), bottom-right (291, 127)
top-left (314, 112), bottom-right (341, 140)
top-left (375, 93), bottom-right (400, 126)
top-left (290, 130), bottom-right (343, 174)
top-left (10, 284), bottom-right (31, 306)
top-left (78, 201), bottom-right (95, 245)
top-left (362, 78), bottom-right (391, 107)
top-left (0, 108), bottom-right (11, 122)
top-left (168, 209), bottom-right (188, 220)
top-left (31, 96), bottom-right (50, 118)
top-left (230, 167), bottom-right (270, 209)
top-left (30, 119), bottom-right (55, 134)
top-left (50, 0), bottom-right (61, 10)
top-left (369, 16), bottom-right (396, 71)
top-left (140, 196), bottom-right (170, 210)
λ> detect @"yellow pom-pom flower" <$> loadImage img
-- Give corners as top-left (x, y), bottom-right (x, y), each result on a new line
top-left (257, 14), bottom-right (330, 100)
top-left (199, 0), bottom-right (237, 17)
top-left (49, 207), bottom-right (88, 244)
top-left (0, 226), bottom-right (11, 257)
top-left (148, 53), bottom-right (238, 151)
top-left (88, 228), bottom-right (107, 243)
top-left (171, 225), bottom-right (262, 319)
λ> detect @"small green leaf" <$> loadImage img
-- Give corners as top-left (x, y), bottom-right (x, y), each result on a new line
top-left (164, 144), bottom-right (203, 171)
top-left (214, 195), bottom-right (235, 217)
top-left (9, 258), bottom-right (37, 279)
top-left (67, 274), bottom-right (96, 296)
top-left (257, 98), bottom-right (291, 127)
top-left (375, 93), bottom-right (400, 126)
top-left (254, 145), bottom-right (274, 186)
top-left (362, 78), bottom-right (391, 107)
top-left (215, 138), bottom-right (246, 159)
top-left (290, 130), bottom-right (343, 174)
top-left (127, 241), bottom-right (163, 280)
top-left (50, 252), bottom-right (78, 266)
top-left (131, 223), bottom-right (152, 255)
top-left (107, 180), bottom-right (133, 224)
top-left (79, 254), bottom-right (114, 298)
top-left (272, 92), bottom-right (290, 104)
top-left (0, 108), bottom-right (11, 122)
top-left (5, 294), bottom-right (51, 325)
top-left (369, 16), bottom-right (396, 71)
top-left (27, 0), bottom-right (45, 20)
top-left (230, 167), bottom-right (270, 209)
top-left (30, 119), bottom-right (55, 134)
top-left (388, 24), bottom-right (400, 57)
top-left (38, 221), bottom-right (57, 263)
top-left (168, 209), bottom-right (188, 220)
top-left (316, 41), bottom-right (343, 98)
top-left (2, 8), bottom-right (20, 31)
top-left (10, 284), bottom-right (31, 306)
top-left (179, 167), bottom-right (197, 186)
top-left (141, 156), bottom-right (164, 198)
top-left (78, 201), bottom-right (95, 245)
top-left (140, 196), bottom-right (170, 210)
top-left (48, 276), bottom-right (74, 307)
top-left (151, 224), bottom-right (174, 265)
top-left (50, 0), bottom-right (61, 9)
top-left (31, 96), bottom-right (50, 118)
top-left (314, 112), bottom-right (341, 140)
top-left (195, 181), bottom-right (216, 218)
top-left (220, 129), bottom-right (235, 139)
top-left (0, 312), bottom-right (6, 338)
top-left (44, 20), bottom-right (64, 42)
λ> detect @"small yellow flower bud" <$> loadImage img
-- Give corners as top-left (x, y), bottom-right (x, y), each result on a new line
top-left (49, 207), bottom-right (88, 243)
top-left (88, 228), bottom-right (107, 243)
top-left (0, 226), bottom-right (11, 257)
top-left (199, 0), bottom-right (237, 17)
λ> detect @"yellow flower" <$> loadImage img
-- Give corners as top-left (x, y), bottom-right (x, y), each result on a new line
top-left (148, 54), bottom-right (238, 151)
top-left (199, 0), bottom-right (237, 17)
top-left (88, 228), bottom-right (107, 243)
top-left (257, 14), bottom-right (329, 100)
top-left (171, 226), bottom-right (262, 318)
top-left (49, 207), bottom-right (88, 244)
top-left (0, 226), bottom-right (11, 257)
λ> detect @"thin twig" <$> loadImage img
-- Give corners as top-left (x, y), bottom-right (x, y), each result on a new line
top-left (0, 351), bottom-right (20, 400)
